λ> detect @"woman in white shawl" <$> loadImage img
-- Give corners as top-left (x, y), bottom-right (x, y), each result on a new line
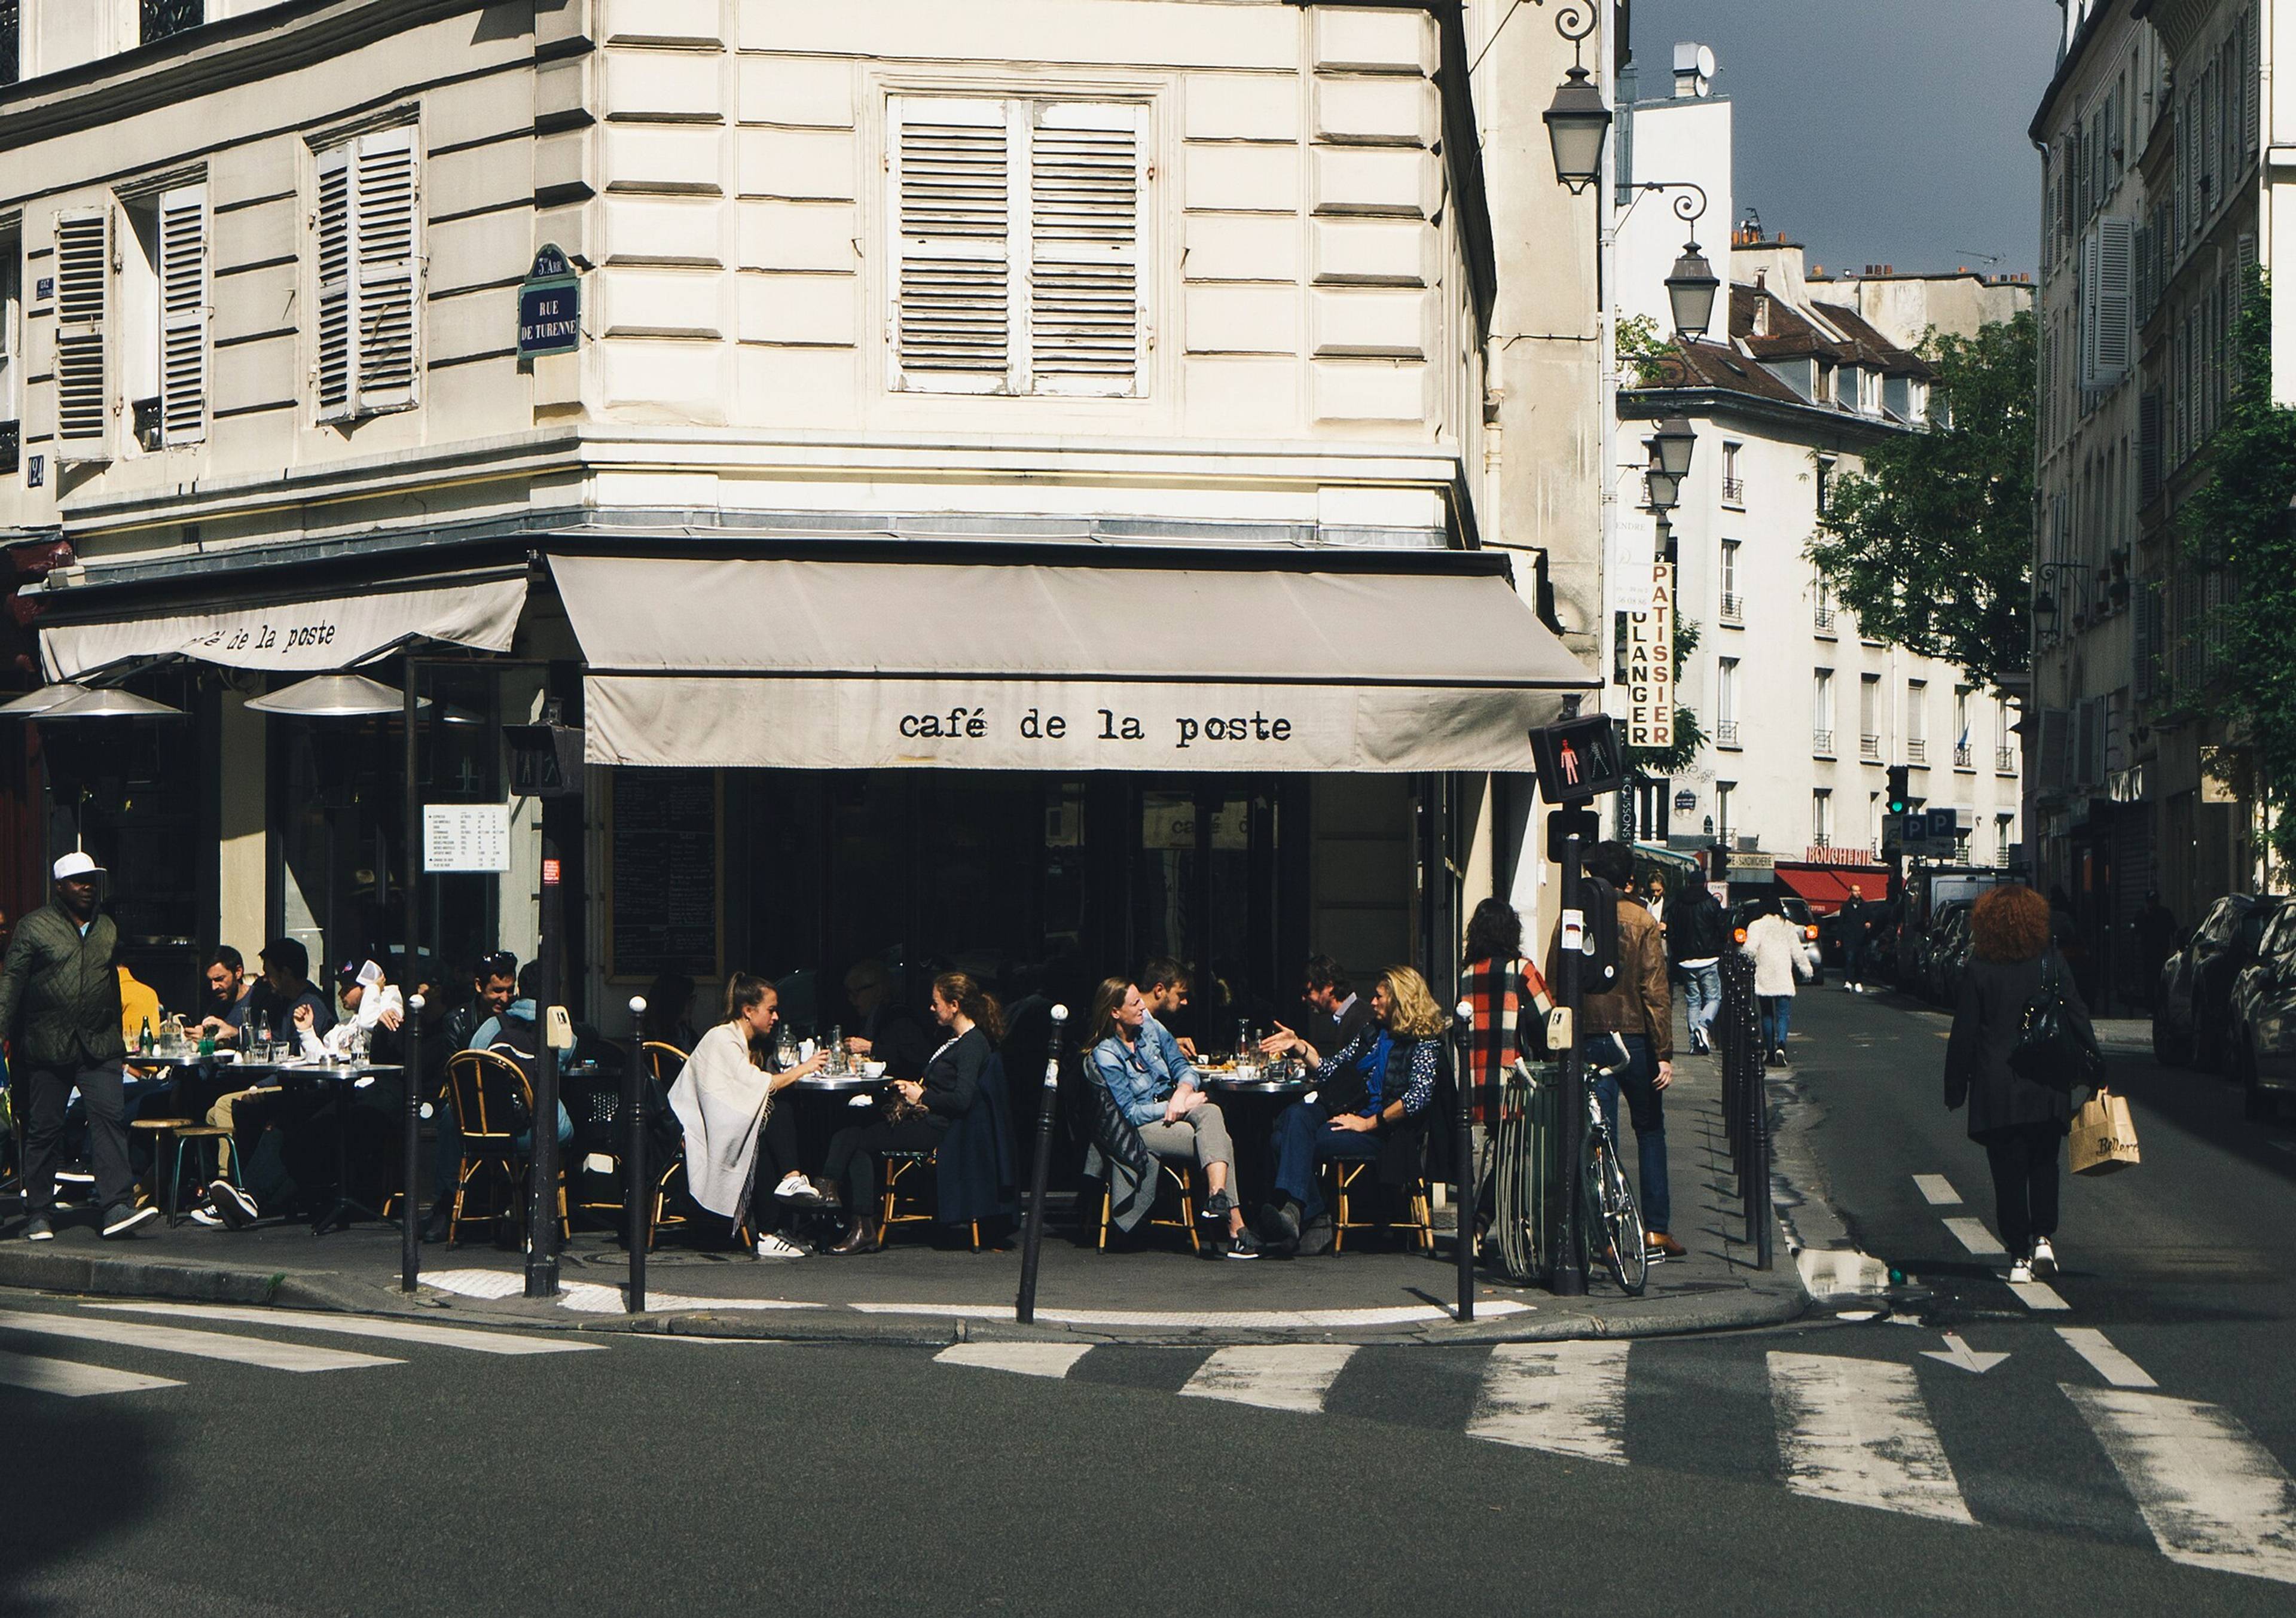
top-left (667, 975), bottom-right (830, 1257)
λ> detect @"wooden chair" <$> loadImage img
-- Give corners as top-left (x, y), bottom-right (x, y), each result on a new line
top-left (878, 1149), bottom-right (983, 1251)
top-left (637, 1042), bottom-right (698, 1248)
top-left (1327, 1159), bottom-right (1434, 1254)
top-left (1098, 1161), bottom-right (1200, 1254)
top-left (442, 1049), bottom-right (568, 1246)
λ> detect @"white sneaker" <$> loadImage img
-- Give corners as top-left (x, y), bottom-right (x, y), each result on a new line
top-left (755, 1232), bottom-right (808, 1259)
top-left (2008, 1259), bottom-right (2035, 1284)
top-left (188, 1205), bottom-right (225, 1228)
top-left (2031, 1237), bottom-right (2056, 1277)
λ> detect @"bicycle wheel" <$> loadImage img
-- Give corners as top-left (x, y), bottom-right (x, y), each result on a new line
top-left (1581, 1143), bottom-right (1648, 1296)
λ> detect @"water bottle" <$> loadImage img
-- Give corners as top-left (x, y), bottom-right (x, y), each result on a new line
top-left (139, 1017), bottom-right (153, 1057)
top-left (829, 1024), bottom-right (846, 1074)
top-left (256, 1013), bottom-right (273, 1062)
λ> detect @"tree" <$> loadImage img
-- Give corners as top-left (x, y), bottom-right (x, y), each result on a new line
top-left (2176, 268), bottom-right (2296, 867)
top-left (1805, 310), bottom-right (2035, 692)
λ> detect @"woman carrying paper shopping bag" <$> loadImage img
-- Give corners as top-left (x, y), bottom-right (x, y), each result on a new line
top-left (1944, 884), bottom-right (2099, 1284)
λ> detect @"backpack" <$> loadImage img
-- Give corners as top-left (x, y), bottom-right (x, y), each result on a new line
top-left (1577, 878), bottom-right (1622, 995)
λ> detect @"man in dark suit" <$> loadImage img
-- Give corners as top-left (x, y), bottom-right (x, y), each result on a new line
top-left (1260, 954), bottom-right (1372, 1061)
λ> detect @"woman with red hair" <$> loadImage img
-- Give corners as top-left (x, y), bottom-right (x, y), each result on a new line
top-left (1945, 884), bottom-right (2097, 1283)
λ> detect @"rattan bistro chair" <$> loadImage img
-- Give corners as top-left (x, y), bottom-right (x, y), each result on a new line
top-left (443, 1049), bottom-right (569, 1246)
top-left (1326, 1157), bottom-right (1434, 1254)
top-left (1098, 1161), bottom-right (1201, 1254)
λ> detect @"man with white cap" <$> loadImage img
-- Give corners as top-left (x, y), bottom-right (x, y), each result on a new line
top-left (0, 851), bottom-right (158, 1240)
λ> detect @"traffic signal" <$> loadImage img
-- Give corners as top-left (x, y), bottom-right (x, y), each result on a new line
top-left (1886, 765), bottom-right (1912, 816)
top-left (1528, 713), bottom-right (1626, 804)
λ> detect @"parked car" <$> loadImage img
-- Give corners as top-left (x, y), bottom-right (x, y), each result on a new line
top-left (2228, 907), bottom-right (2296, 1118)
top-left (1733, 896), bottom-right (1824, 985)
top-left (2155, 893), bottom-right (2285, 1071)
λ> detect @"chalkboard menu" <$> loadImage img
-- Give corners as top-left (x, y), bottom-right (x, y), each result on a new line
top-left (607, 769), bottom-right (721, 981)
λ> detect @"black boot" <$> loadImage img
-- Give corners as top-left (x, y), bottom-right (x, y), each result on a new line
top-left (826, 1216), bottom-right (878, 1255)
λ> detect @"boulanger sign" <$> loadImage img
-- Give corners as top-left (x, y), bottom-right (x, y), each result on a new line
top-left (1625, 561), bottom-right (1675, 749)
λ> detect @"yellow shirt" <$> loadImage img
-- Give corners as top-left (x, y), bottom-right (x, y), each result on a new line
top-left (118, 967), bottom-right (160, 1044)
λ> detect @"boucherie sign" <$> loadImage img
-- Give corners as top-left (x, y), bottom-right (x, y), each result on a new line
top-left (582, 676), bottom-right (1550, 773)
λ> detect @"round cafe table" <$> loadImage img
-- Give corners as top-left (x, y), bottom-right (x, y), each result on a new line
top-left (1196, 1068), bottom-right (1313, 1204)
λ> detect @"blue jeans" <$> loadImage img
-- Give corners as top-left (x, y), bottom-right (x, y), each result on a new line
top-left (1587, 1034), bottom-right (1669, 1236)
top-left (1269, 1100), bottom-right (1382, 1223)
top-left (1680, 964), bottom-right (1721, 1048)
top-left (1760, 996), bottom-right (1793, 1050)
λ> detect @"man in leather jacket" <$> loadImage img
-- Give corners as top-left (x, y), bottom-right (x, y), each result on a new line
top-left (0, 852), bottom-right (156, 1240)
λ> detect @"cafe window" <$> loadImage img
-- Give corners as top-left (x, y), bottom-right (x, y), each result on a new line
top-left (889, 94), bottom-right (1147, 398)
top-left (313, 124), bottom-right (420, 423)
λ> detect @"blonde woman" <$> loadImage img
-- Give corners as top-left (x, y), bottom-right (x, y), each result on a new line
top-left (1260, 966), bottom-right (1446, 1250)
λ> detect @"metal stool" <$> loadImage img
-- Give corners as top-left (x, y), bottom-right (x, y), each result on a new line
top-left (131, 1118), bottom-right (234, 1224)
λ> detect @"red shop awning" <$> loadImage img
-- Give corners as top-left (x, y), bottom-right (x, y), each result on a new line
top-left (1774, 865), bottom-right (1885, 914)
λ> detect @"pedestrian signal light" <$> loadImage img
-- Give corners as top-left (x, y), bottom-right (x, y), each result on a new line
top-left (1885, 765), bottom-right (1912, 816)
top-left (1528, 713), bottom-right (1626, 804)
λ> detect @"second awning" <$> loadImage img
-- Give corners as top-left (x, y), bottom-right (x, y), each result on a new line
top-left (550, 551), bottom-right (1593, 773)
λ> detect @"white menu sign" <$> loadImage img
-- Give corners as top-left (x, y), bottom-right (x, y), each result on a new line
top-left (423, 804), bottom-right (512, 873)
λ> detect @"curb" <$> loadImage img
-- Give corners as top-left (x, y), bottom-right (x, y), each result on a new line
top-left (0, 1234), bottom-right (1809, 1348)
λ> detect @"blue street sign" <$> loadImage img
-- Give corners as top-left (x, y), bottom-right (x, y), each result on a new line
top-left (1925, 807), bottom-right (1959, 841)
top-left (517, 243), bottom-right (579, 358)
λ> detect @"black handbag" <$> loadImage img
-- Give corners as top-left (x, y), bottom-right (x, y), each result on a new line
top-left (2009, 954), bottom-right (2105, 1091)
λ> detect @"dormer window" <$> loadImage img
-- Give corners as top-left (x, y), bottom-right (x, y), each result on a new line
top-left (1754, 298), bottom-right (1770, 337)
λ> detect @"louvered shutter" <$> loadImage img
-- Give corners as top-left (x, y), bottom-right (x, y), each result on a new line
top-left (315, 142), bottom-right (353, 420)
top-left (353, 126), bottom-right (418, 410)
top-left (54, 209), bottom-right (109, 462)
top-left (890, 96), bottom-right (1014, 393)
top-left (1027, 102), bottom-right (1144, 397)
top-left (2246, 4), bottom-right (2261, 160)
top-left (158, 184), bottom-right (207, 445)
top-left (2094, 215), bottom-right (2132, 386)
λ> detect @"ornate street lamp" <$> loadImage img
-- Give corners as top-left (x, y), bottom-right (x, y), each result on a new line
top-left (1652, 413), bottom-right (1696, 480)
top-left (1642, 441), bottom-right (1681, 512)
top-left (1666, 237), bottom-right (1722, 344)
top-left (1542, 5), bottom-right (1609, 194)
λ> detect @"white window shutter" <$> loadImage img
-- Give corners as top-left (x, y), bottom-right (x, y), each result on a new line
top-left (315, 142), bottom-right (354, 420)
top-left (353, 126), bottom-right (419, 411)
top-left (54, 209), bottom-right (110, 462)
top-left (2092, 215), bottom-right (2132, 385)
top-left (2246, 4), bottom-right (2261, 160)
top-left (890, 96), bottom-right (1013, 393)
top-left (158, 184), bottom-right (209, 445)
top-left (1027, 102), bottom-right (1144, 398)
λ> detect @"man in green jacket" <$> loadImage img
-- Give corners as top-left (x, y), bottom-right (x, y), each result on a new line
top-left (0, 851), bottom-right (157, 1240)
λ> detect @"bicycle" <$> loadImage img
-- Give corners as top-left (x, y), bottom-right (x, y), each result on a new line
top-left (1488, 1058), bottom-right (1647, 1295)
top-left (1580, 1080), bottom-right (1648, 1296)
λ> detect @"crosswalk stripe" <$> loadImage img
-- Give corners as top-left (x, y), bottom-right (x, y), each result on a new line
top-left (0, 1310), bottom-right (398, 1373)
top-left (2057, 1328), bottom-right (2156, 1389)
top-left (1943, 1217), bottom-right (2007, 1256)
top-left (2008, 1280), bottom-right (2071, 1311)
top-left (2065, 1386), bottom-right (2296, 1585)
top-left (936, 1343), bottom-right (1092, 1379)
top-left (1768, 1352), bottom-right (1975, 1525)
top-left (1178, 1345), bottom-right (1356, 1414)
top-left (87, 1303), bottom-right (602, 1356)
top-left (0, 1348), bottom-right (181, 1397)
top-left (1913, 1174), bottom-right (1962, 1205)
top-left (1466, 1341), bottom-right (1631, 1464)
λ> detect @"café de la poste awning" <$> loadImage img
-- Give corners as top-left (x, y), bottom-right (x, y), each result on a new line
top-left (549, 549), bottom-right (1594, 774)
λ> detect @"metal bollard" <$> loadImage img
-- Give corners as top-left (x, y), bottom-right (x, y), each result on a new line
top-left (401, 993), bottom-right (425, 1295)
top-left (625, 996), bottom-right (648, 1315)
top-left (1452, 999), bottom-right (1476, 1324)
top-left (1015, 1005), bottom-right (1067, 1326)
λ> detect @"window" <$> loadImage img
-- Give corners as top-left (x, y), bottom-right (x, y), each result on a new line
top-left (1995, 813), bottom-right (2015, 865)
top-left (1721, 441), bottom-right (1744, 506)
top-left (1906, 679), bottom-right (1928, 763)
top-left (0, 230), bottom-right (17, 472)
top-left (889, 96), bottom-right (1146, 398)
top-left (1995, 696), bottom-right (2017, 773)
top-left (314, 127), bottom-right (420, 423)
top-left (120, 185), bottom-right (210, 449)
top-left (141, 0), bottom-right (203, 45)
top-left (1716, 781), bottom-right (1735, 842)
top-left (1953, 686), bottom-right (1974, 768)
top-left (1812, 788), bottom-right (1833, 848)
top-left (1859, 673), bottom-right (1880, 758)
top-left (1, 0), bottom-right (17, 87)
top-left (1719, 539), bottom-right (1742, 624)
top-left (1816, 454), bottom-right (1835, 514)
top-left (1715, 657), bottom-right (1739, 747)
top-left (1813, 668), bottom-right (1834, 755)
top-left (1813, 570), bottom-right (1836, 634)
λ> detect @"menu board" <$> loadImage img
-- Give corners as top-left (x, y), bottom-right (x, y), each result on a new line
top-left (607, 769), bottom-right (721, 981)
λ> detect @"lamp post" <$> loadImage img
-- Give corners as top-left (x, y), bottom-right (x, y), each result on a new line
top-left (1541, 4), bottom-right (1608, 194)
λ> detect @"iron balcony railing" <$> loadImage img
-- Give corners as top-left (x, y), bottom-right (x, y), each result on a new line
top-left (1812, 728), bottom-right (1834, 756)
top-left (1860, 733), bottom-right (1880, 760)
top-left (1955, 743), bottom-right (1973, 768)
top-left (1717, 721), bottom-right (1741, 749)
top-left (1813, 604), bottom-right (1836, 634)
top-left (1907, 737), bottom-right (1928, 764)
top-left (1720, 592), bottom-right (1744, 625)
top-left (1721, 475), bottom-right (1745, 505)
top-left (1996, 745), bottom-right (2017, 773)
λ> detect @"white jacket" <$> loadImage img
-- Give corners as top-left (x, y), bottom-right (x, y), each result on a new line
top-left (667, 1022), bottom-right (774, 1220)
top-left (1742, 914), bottom-right (1813, 998)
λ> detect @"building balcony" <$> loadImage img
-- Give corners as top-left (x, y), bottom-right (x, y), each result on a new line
top-left (1721, 475), bottom-right (1746, 507)
top-left (1996, 745), bottom-right (2017, 774)
top-left (1720, 592), bottom-right (1744, 625)
top-left (1812, 728), bottom-right (1834, 757)
top-left (1860, 733), bottom-right (1880, 761)
top-left (1813, 604), bottom-right (1837, 636)
top-left (1954, 743), bottom-right (1973, 770)
top-left (1907, 737), bottom-right (1928, 764)
top-left (1716, 721), bottom-right (1741, 749)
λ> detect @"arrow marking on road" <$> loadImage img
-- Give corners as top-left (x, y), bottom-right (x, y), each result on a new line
top-left (1921, 1333), bottom-right (2010, 1375)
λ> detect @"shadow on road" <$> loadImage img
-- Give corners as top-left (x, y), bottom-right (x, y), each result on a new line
top-left (0, 1394), bottom-right (166, 1617)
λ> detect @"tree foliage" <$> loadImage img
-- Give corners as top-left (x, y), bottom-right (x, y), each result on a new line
top-left (1805, 310), bottom-right (2035, 692)
top-left (2177, 268), bottom-right (2296, 866)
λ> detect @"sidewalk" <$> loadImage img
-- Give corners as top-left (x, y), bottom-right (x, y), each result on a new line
top-left (0, 1043), bottom-right (1807, 1347)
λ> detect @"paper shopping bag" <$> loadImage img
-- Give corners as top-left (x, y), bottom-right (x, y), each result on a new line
top-left (2069, 1089), bottom-right (2140, 1176)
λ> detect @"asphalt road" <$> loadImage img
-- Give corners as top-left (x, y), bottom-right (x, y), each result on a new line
top-left (2, 988), bottom-right (2292, 1616)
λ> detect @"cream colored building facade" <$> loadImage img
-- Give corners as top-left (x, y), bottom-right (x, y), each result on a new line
top-left (0, 0), bottom-right (1607, 1028)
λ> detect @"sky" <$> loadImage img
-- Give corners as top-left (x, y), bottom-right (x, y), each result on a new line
top-left (1628, 0), bottom-right (2065, 278)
